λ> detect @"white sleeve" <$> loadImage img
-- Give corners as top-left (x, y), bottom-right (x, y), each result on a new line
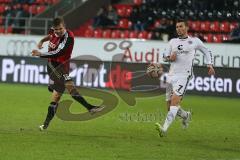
top-left (162, 41), bottom-right (172, 62)
top-left (196, 38), bottom-right (213, 65)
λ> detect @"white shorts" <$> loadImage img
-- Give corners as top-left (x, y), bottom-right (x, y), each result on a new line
top-left (165, 75), bottom-right (192, 101)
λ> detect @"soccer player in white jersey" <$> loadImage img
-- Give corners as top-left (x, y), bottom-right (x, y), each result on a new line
top-left (155, 19), bottom-right (215, 137)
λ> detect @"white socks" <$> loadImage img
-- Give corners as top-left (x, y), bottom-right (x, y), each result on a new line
top-left (177, 106), bottom-right (188, 119)
top-left (162, 106), bottom-right (179, 131)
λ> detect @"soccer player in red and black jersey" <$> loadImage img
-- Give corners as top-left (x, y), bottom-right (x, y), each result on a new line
top-left (31, 17), bottom-right (104, 131)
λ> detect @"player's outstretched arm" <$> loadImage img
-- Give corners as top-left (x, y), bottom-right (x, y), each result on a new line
top-left (39, 36), bottom-right (73, 58)
top-left (163, 52), bottom-right (177, 62)
top-left (207, 64), bottom-right (215, 75)
top-left (169, 52), bottom-right (177, 61)
top-left (31, 49), bottom-right (42, 56)
top-left (31, 35), bottom-right (73, 58)
top-left (37, 35), bottom-right (51, 49)
top-left (195, 38), bottom-right (215, 76)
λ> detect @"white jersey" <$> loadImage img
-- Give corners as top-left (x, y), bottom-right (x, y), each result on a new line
top-left (163, 36), bottom-right (213, 76)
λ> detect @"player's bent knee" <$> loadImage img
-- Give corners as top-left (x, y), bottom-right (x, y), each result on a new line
top-left (170, 94), bottom-right (181, 106)
top-left (52, 91), bottom-right (62, 102)
top-left (65, 80), bottom-right (76, 94)
top-left (70, 88), bottom-right (79, 96)
top-left (65, 83), bottom-right (78, 96)
top-left (64, 81), bottom-right (83, 99)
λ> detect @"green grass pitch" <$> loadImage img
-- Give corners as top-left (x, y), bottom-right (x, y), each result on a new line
top-left (0, 83), bottom-right (240, 160)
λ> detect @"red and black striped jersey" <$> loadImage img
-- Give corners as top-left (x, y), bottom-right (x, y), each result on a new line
top-left (40, 29), bottom-right (74, 73)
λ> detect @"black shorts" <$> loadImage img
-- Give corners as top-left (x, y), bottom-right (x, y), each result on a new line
top-left (47, 61), bottom-right (72, 93)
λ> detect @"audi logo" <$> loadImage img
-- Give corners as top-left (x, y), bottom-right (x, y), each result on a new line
top-left (7, 40), bottom-right (37, 56)
top-left (103, 40), bottom-right (133, 52)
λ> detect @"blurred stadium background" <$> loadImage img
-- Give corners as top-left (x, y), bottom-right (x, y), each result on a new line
top-left (0, 0), bottom-right (240, 160)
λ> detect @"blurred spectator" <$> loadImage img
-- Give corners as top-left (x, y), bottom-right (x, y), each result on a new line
top-left (92, 5), bottom-right (118, 28)
top-left (153, 18), bottom-right (175, 40)
top-left (130, 4), bottom-right (153, 31)
top-left (92, 7), bottom-right (105, 28)
top-left (129, 7), bottom-right (141, 30)
top-left (224, 23), bottom-right (240, 43)
top-left (105, 5), bottom-right (118, 26)
top-left (151, 31), bottom-right (163, 40)
top-left (167, 19), bottom-right (175, 39)
top-left (230, 23), bottom-right (240, 40)
top-left (155, 18), bottom-right (169, 33)
top-left (12, 4), bottom-right (29, 33)
top-left (3, 6), bottom-right (14, 27)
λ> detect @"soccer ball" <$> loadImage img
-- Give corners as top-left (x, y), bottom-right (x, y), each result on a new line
top-left (146, 63), bottom-right (163, 78)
